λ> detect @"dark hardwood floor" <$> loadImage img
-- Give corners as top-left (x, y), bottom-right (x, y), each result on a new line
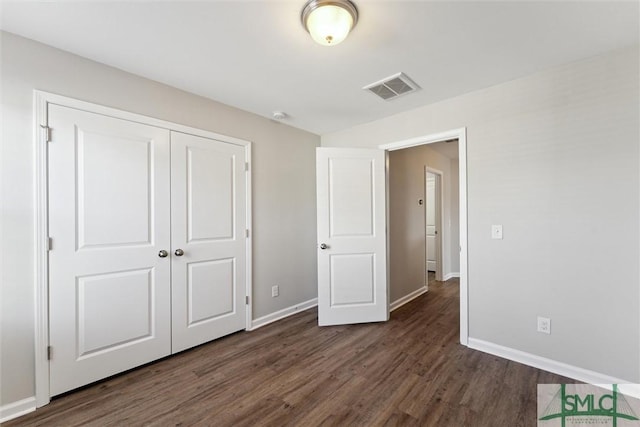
top-left (7, 278), bottom-right (575, 426)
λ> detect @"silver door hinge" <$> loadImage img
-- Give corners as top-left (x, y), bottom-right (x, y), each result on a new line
top-left (41, 125), bottom-right (52, 142)
top-left (47, 237), bottom-right (53, 251)
top-left (246, 229), bottom-right (250, 238)
top-left (245, 162), bottom-right (249, 172)
top-left (47, 346), bottom-right (52, 360)
top-left (246, 296), bottom-right (250, 305)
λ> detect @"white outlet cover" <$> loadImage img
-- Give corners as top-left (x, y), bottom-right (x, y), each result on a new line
top-left (491, 225), bottom-right (503, 240)
top-left (537, 316), bottom-right (551, 334)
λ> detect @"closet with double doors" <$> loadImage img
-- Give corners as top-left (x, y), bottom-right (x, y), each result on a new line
top-left (44, 96), bottom-right (250, 396)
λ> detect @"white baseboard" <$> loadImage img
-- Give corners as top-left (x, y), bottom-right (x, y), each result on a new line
top-left (390, 286), bottom-right (428, 312)
top-left (443, 272), bottom-right (460, 281)
top-left (467, 338), bottom-right (632, 387)
top-left (250, 298), bottom-right (317, 330)
top-left (0, 396), bottom-right (36, 423)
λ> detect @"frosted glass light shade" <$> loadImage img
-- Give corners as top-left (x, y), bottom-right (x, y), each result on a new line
top-left (302, 0), bottom-right (358, 46)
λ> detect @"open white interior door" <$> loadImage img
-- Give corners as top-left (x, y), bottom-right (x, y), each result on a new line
top-left (316, 148), bottom-right (388, 326)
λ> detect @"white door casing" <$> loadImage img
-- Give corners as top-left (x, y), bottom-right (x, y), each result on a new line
top-left (316, 148), bottom-right (388, 326)
top-left (48, 104), bottom-right (172, 396)
top-left (170, 131), bottom-right (247, 353)
top-left (425, 169), bottom-right (443, 281)
top-left (426, 172), bottom-right (437, 273)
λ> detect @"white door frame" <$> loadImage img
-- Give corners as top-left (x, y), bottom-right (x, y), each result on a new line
top-left (33, 90), bottom-right (253, 406)
top-left (379, 128), bottom-right (468, 346)
top-left (425, 167), bottom-right (444, 282)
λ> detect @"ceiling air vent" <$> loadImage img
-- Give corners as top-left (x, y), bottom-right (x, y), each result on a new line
top-left (363, 72), bottom-right (420, 101)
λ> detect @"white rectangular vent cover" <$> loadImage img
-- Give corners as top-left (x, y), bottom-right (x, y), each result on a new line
top-left (363, 72), bottom-right (420, 101)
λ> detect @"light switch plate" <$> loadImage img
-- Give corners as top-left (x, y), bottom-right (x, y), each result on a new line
top-left (491, 225), bottom-right (503, 240)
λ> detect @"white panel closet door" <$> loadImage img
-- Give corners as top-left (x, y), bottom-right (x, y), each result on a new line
top-left (170, 131), bottom-right (247, 353)
top-left (316, 148), bottom-right (388, 326)
top-left (48, 105), bottom-right (171, 396)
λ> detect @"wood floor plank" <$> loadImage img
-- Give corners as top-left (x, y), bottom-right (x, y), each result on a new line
top-left (6, 278), bottom-right (578, 426)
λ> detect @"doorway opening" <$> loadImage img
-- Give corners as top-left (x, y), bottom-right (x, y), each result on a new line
top-left (425, 168), bottom-right (443, 284)
top-left (380, 128), bottom-right (467, 345)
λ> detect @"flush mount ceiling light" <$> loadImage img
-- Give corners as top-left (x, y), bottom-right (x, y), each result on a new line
top-left (301, 0), bottom-right (358, 46)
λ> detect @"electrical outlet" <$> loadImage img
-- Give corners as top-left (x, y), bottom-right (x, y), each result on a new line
top-left (537, 316), bottom-right (551, 334)
top-left (271, 285), bottom-right (279, 298)
top-left (491, 225), bottom-right (503, 240)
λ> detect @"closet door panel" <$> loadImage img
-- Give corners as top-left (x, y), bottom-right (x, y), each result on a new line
top-left (187, 146), bottom-right (234, 241)
top-left (170, 131), bottom-right (246, 353)
top-left (48, 104), bottom-right (171, 396)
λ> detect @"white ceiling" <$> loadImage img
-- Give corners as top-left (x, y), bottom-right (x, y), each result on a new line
top-left (1, 1), bottom-right (638, 135)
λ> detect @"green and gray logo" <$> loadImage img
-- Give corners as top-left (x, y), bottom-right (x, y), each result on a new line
top-left (538, 384), bottom-right (640, 426)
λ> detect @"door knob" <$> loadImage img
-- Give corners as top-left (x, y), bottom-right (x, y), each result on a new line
top-left (320, 243), bottom-right (328, 250)
top-left (174, 249), bottom-right (184, 256)
top-left (158, 250), bottom-right (168, 258)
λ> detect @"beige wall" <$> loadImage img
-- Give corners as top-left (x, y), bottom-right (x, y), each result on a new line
top-left (323, 46), bottom-right (640, 382)
top-left (0, 31), bottom-right (320, 407)
top-left (388, 144), bottom-right (456, 303)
